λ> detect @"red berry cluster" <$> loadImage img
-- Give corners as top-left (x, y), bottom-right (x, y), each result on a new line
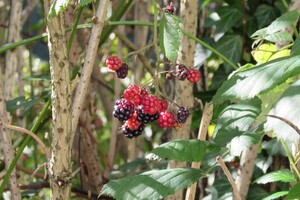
top-left (106, 56), bottom-right (128, 79)
top-left (113, 85), bottom-right (190, 138)
top-left (164, 2), bottom-right (176, 14)
top-left (166, 64), bottom-right (201, 83)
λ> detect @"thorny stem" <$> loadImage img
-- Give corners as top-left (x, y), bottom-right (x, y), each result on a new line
top-left (0, 121), bottom-right (50, 159)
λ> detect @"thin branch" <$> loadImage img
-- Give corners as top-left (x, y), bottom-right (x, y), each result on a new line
top-left (0, 121), bottom-right (50, 159)
top-left (216, 156), bottom-right (242, 200)
top-left (71, 0), bottom-right (110, 136)
top-left (266, 114), bottom-right (300, 135)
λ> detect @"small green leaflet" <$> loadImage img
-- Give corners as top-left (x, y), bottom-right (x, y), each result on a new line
top-left (159, 13), bottom-right (182, 62)
top-left (262, 191), bottom-right (289, 200)
top-left (150, 139), bottom-right (206, 162)
top-left (77, 0), bottom-right (96, 7)
top-left (215, 7), bottom-right (243, 32)
top-left (212, 55), bottom-right (300, 104)
top-left (99, 168), bottom-right (203, 200)
top-left (48, 0), bottom-right (72, 19)
top-left (285, 183), bottom-right (300, 200)
top-left (265, 79), bottom-right (300, 143)
top-left (254, 169), bottom-right (297, 184)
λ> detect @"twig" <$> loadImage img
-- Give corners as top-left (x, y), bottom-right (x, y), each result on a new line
top-left (31, 162), bottom-right (48, 180)
top-left (185, 103), bottom-right (213, 200)
top-left (113, 29), bottom-right (155, 76)
top-left (71, 0), bottom-right (110, 137)
top-left (266, 114), bottom-right (300, 135)
top-left (0, 121), bottom-right (50, 159)
top-left (216, 156), bottom-right (242, 200)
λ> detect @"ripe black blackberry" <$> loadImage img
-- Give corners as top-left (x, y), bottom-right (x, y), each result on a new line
top-left (177, 107), bottom-right (189, 123)
top-left (113, 98), bottom-right (135, 121)
top-left (121, 124), bottom-right (145, 138)
top-left (176, 64), bottom-right (188, 81)
top-left (116, 63), bottom-right (128, 79)
top-left (137, 108), bottom-right (159, 124)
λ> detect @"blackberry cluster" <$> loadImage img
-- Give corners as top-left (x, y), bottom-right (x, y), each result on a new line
top-left (166, 64), bottom-right (201, 83)
top-left (177, 107), bottom-right (189, 123)
top-left (106, 56), bottom-right (129, 79)
top-left (112, 85), bottom-right (190, 139)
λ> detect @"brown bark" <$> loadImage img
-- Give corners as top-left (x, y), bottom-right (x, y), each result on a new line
top-left (43, 1), bottom-right (72, 198)
top-left (167, 0), bottom-right (199, 199)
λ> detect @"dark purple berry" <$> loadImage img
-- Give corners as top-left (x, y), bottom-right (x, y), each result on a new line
top-left (164, 2), bottom-right (175, 14)
top-left (137, 108), bottom-right (159, 124)
top-left (113, 98), bottom-right (135, 121)
top-left (121, 124), bottom-right (145, 138)
top-left (116, 63), bottom-right (129, 79)
top-left (177, 107), bottom-right (189, 123)
top-left (176, 64), bottom-right (188, 81)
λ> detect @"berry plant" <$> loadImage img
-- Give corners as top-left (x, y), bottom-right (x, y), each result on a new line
top-left (1, 0), bottom-right (300, 199)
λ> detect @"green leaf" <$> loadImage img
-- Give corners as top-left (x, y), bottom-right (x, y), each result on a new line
top-left (48, 0), bottom-right (72, 19)
top-left (265, 79), bottom-right (300, 143)
top-left (214, 35), bottom-right (242, 70)
top-left (99, 168), bottom-right (203, 200)
top-left (267, 10), bottom-right (299, 35)
top-left (213, 98), bottom-right (261, 146)
top-left (263, 191), bottom-right (289, 200)
top-left (285, 183), bottom-right (300, 200)
top-left (230, 133), bottom-right (261, 156)
top-left (291, 35), bottom-right (300, 55)
top-left (159, 13), bottom-right (182, 62)
top-left (254, 169), bottom-right (297, 184)
top-left (6, 96), bottom-right (39, 114)
top-left (151, 139), bottom-right (206, 162)
top-left (247, 186), bottom-right (269, 200)
top-left (212, 55), bottom-right (300, 104)
top-left (265, 31), bottom-right (293, 43)
top-left (77, 0), bottom-right (96, 7)
top-left (254, 4), bottom-right (279, 29)
top-left (215, 7), bottom-right (243, 32)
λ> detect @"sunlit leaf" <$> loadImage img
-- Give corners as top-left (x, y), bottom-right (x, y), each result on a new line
top-left (254, 169), bottom-right (297, 184)
top-left (151, 139), bottom-right (206, 162)
top-left (262, 191), bottom-right (289, 200)
top-left (265, 79), bottom-right (300, 143)
top-left (267, 10), bottom-right (299, 35)
top-left (285, 183), bottom-right (300, 200)
top-left (213, 98), bottom-right (261, 146)
top-left (212, 55), bottom-right (300, 104)
top-left (99, 168), bottom-right (203, 200)
top-left (230, 133), bottom-right (261, 156)
top-left (159, 13), bottom-right (182, 62)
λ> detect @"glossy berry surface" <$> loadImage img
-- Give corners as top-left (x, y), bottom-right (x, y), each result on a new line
top-left (137, 108), bottom-right (159, 124)
top-left (140, 94), bottom-right (161, 115)
top-left (187, 68), bottom-right (201, 83)
top-left (158, 111), bottom-right (175, 128)
top-left (177, 107), bottom-right (189, 123)
top-left (126, 112), bottom-right (142, 130)
top-left (121, 124), bottom-right (145, 138)
top-left (116, 63), bottom-right (128, 79)
top-left (112, 98), bottom-right (135, 121)
top-left (176, 64), bottom-right (188, 81)
top-left (106, 56), bottom-right (122, 71)
top-left (123, 85), bottom-right (140, 105)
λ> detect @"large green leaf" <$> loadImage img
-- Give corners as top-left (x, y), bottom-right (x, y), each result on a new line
top-left (265, 79), bottom-right (300, 142)
top-left (291, 35), bottom-right (300, 55)
top-left (263, 191), bottom-right (289, 200)
top-left (214, 35), bottom-right (242, 70)
top-left (285, 183), bottom-right (300, 200)
top-left (230, 133), bottom-right (261, 156)
top-left (254, 169), bottom-right (297, 184)
top-left (159, 13), bottom-right (182, 62)
top-left (99, 168), bottom-right (203, 200)
top-left (48, 0), bottom-right (72, 19)
top-left (265, 32), bottom-right (293, 43)
top-left (266, 10), bottom-right (299, 35)
top-left (151, 139), bottom-right (206, 162)
top-left (212, 55), bottom-right (300, 104)
top-left (254, 4), bottom-right (279, 29)
top-left (6, 96), bottom-right (40, 114)
top-left (213, 98), bottom-right (261, 146)
top-left (215, 7), bottom-right (243, 32)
